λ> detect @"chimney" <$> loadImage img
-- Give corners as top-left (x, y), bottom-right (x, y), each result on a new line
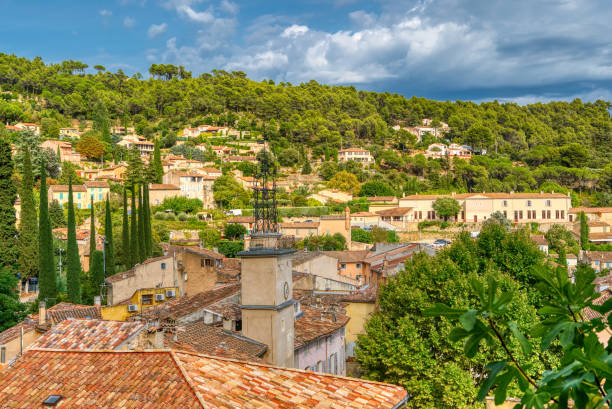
top-left (552, 190), bottom-right (555, 194)
top-left (153, 330), bottom-right (165, 349)
top-left (0, 345), bottom-right (5, 364)
top-left (451, 192), bottom-right (456, 197)
top-left (38, 302), bottom-right (46, 326)
top-left (509, 190), bottom-right (514, 195)
top-left (345, 206), bottom-right (350, 231)
top-left (93, 296), bottom-right (101, 306)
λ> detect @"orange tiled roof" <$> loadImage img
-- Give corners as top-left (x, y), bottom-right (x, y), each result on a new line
top-left (149, 183), bottom-right (180, 190)
top-left (570, 207), bottom-right (612, 214)
top-left (280, 222), bottom-right (320, 228)
top-left (376, 207), bottom-right (412, 216)
top-left (0, 320), bottom-right (37, 345)
top-left (84, 181), bottom-right (110, 188)
top-left (31, 319), bottom-right (145, 350)
top-left (130, 283), bottom-right (241, 322)
top-left (401, 192), bottom-right (569, 200)
top-left (323, 250), bottom-right (370, 263)
top-left (0, 349), bottom-right (407, 408)
top-left (167, 321), bottom-right (266, 360)
top-left (48, 184), bottom-right (88, 192)
top-left (183, 246), bottom-right (224, 260)
top-left (228, 216), bottom-right (254, 223)
top-left (294, 305), bottom-right (349, 349)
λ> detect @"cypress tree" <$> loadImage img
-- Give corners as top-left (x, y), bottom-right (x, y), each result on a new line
top-left (0, 138), bottom-right (19, 270)
top-left (66, 178), bottom-right (82, 303)
top-left (104, 195), bottom-right (115, 276)
top-left (122, 188), bottom-right (131, 268)
top-left (89, 196), bottom-right (95, 270)
top-left (89, 250), bottom-right (104, 301)
top-left (130, 185), bottom-right (138, 267)
top-left (579, 211), bottom-right (589, 250)
top-left (38, 161), bottom-right (57, 304)
top-left (152, 139), bottom-right (163, 183)
top-left (137, 185), bottom-right (146, 262)
top-left (143, 183), bottom-right (152, 257)
top-left (18, 146), bottom-right (38, 279)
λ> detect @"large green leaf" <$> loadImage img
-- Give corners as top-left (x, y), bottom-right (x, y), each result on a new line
top-left (509, 321), bottom-right (532, 356)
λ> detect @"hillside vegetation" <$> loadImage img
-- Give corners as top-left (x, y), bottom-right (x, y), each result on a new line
top-left (0, 53), bottom-right (611, 205)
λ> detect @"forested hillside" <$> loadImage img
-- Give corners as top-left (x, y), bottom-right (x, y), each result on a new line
top-left (0, 53), bottom-right (611, 205)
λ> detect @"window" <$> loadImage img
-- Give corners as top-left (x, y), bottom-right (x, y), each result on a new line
top-left (546, 200), bottom-right (551, 207)
top-left (503, 200), bottom-right (508, 207)
top-left (317, 361), bottom-right (324, 372)
top-left (547, 210), bottom-right (551, 219)
top-left (503, 210), bottom-right (507, 218)
top-left (340, 263), bottom-right (346, 269)
top-left (527, 200), bottom-right (532, 207)
top-left (201, 258), bottom-right (213, 267)
top-left (141, 294), bottom-right (153, 305)
top-left (356, 263), bottom-right (361, 269)
top-left (77, 193), bottom-right (81, 199)
top-left (514, 211), bottom-right (518, 220)
top-left (161, 263), bottom-right (166, 270)
top-left (77, 203), bottom-right (81, 209)
top-left (561, 211), bottom-right (565, 219)
top-left (98, 194), bottom-right (102, 200)
top-left (98, 188), bottom-right (102, 192)
top-left (59, 193), bottom-right (63, 199)
top-left (555, 210), bottom-right (560, 219)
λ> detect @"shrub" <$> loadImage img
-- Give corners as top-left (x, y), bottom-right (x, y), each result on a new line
top-left (154, 211), bottom-right (166, 220)
top-left (217, 239), bottom-right (244, 258)
top-left (178, 212), bottom-right (188, 221)
top-left (165, 213), bottom-right (177, 221)
top-left (186, 215), bottom-right (197, 222)
top-left (352, 228), bottom-right (371, 243)
top-left (153, 196), bottom-right (203, 214)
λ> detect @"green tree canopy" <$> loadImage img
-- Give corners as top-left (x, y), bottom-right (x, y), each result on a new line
top-left (432, 197), bottom-right (462, 221)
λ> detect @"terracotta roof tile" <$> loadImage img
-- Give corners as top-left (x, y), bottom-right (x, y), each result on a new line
top-left (323, 250), bottom-right (370, 263)
top-left (167, 321), bottom-right (266, 360)
top-left (31, 319), bottom-right (145, 350)
top-left (183, 246), bottom-right (224, 260)
top-left (376, 207), bottom-right (413, 216)
top-left (150, 183), bottom-right (180, 190)
top-left (205, 302), bottom-right (241, 321)
top-left (130, 283), bottom-right (241, 322)
top-left (48, 184), bottom-right (87, 192)
top-left (0, 349), bottom-right (407, 408)
top-left (294, 305), bottom-right (349, 349)
top-left (0, 320), bottom-right (37, 345)
top-left (84, 181), bottom-right (110, 188)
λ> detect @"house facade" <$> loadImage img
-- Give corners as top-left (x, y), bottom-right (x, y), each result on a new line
top-left (338, 148), bottom-right (374, 164)
top-left (149, 184), bottom-right (181, 205)
top-left (163, 170), bottom-right (216, 208)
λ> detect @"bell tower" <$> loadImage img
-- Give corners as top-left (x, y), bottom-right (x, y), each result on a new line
top-left (239, 145), bottom-right (296, 368)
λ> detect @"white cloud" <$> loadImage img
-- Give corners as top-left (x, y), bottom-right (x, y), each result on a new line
top-left (220, 0), bottom-right (238, 15)
top-left (281, 24), bottom-right (309, 38)
top-left (123, 17), bottom-right (136, 28)
top-left (177, 5), bottom-right (214, 23)
top-left (99, 9), bottom-right (112, 16)
top-left (148, 23), bottom-right (168, 38)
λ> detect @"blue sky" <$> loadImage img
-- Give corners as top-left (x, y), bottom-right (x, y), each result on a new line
top-left (1, 0), bottom-right (612, 103)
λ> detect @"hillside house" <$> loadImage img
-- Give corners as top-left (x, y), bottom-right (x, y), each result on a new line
top-left (117, 135), bottom-right (154, 155)
top-left (338, 148), bottom-right (374, 164)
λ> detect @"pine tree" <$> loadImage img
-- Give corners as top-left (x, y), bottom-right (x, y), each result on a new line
top-left (38, 161), bottom-right (57, 304)
top-left (152, 139), bottom-right (163, 183)
top-left (66, 178), bottom-right (82, 303)
top-left (104, 195), bottom-right (115, 276)
top-left (579, 211), bottom-right (589, 250)
top-left (130, 185), bottom-right (138, 267)
top-left (301, 160), bottom-right (312, 175)
top-left (137, 185), bottom-right (146, 262)
top-left (0, 138), bottom-right (19, 270)
top-left (92, 100), bottom-right (111, 145)
top-left (89, 196), bottom-right (95, 270)
top-left (89, 250), bottom-right (104, 302)
top-left (122, 188), bottom-right (131, 268)
top-left (143, 183), bottom-right (152, 257)
top-left (126, 146), bottom-right (143, 187)
top-left (18, 146), bottom-right (38, 279)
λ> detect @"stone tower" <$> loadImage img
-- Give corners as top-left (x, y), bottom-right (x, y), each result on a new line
top-left (238, 145), bottom-right (296, 368)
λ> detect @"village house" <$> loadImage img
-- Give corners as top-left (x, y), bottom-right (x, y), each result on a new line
top-left (149, 183), bottom-right (180, 205)
top-left (0, 348), bottom-right (407, 408)
top-left (280, 222), bottom-right (320, 239)
top-left (222, 155), bottom-right (257, 163)
top-left (40, 140), bottom-right (81, 164)
top-left (309, 189), bottom-right (353, 204)
top-left (48, 184), bottom-right (89, 209)
top-left (208, 145), bottom-right (233, 156)
top-left (14, 122), bottom-right (40, 135)
top-left (198, 167), bottom-right (222, 177)
top-left (183, 125), bottom-right (229, 138)
top-left (101, 287), bottom-right (180, 321)
top-left (570, 207), bottom-right (612, 224)
top-left (338, 147), bottom-right (374, 164)
top-left (163, 170), bottom-right (216, 208)
top-left (397, 191), bottom-right (572, 225)
top-left (110, 126), bottom-right (135, 136)
top-left (96, 164), bottom-right (127, 181)
top-left (583, 251), bottom-right (612, 273)
top-left (292, 252), bottom-right (360, 292)
top-left (59, 127), bottom-right (80, 139)
top-left (375, 207), bottom-right (413, 230)
top-left (84, 181), bottom-right (110, 203)
top-left (116, 134), bottom-right (154, 155)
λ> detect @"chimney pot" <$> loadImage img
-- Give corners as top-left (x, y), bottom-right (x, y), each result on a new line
top-left (38, 302), bottom-right (46, 326)
top-left (93, 296), bottom-right (101, 306)
top-left (0, 345), bottom-right (5, 364)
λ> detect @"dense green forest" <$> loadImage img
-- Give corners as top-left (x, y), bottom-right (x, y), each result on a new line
top-left (0, 53), bottom-right (610, 205)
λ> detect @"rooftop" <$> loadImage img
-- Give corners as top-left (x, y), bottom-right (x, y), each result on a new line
top-left (49, 184), bottom-right (87, 193)
top-left (0, 349), bottom-right (407, 408)
top-left (130, 283), bottom-right (241, 322)
top-left (569, 207), bottom-right (612, 214)
top-left (294, 305), bottom-right (350, 349)
top-left (400, 192), bottom-right (569, 200)
top-left (323, 250), bottom-right (370, 263)
top-left (105, 255), bottom-right (173, 283)
top-left (84, 181), bottom-right (110, 188)
top-left (31, 319), bottom-right (145, 350)
top-left (149, 183), bottom-right (180, 190)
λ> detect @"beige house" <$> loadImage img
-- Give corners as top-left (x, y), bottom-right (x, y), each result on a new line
top-left (97, 164), bottom-right (127, 181)
top-left (14, 122), bottom-right (40, 135)
top-left (279, 222), bottom-right (320, 239)
top-left (570, 207), bottom-right (612, 224)
top-left (149, 184), bottom-right (180, 206)
top-left (48, 184), bottom-right (89, 209)
top-left (583, 251), bottom-right (612, 273)
top-left (398, 191), bottom-right (571, 225)
top-left (163, 170), bottom-right (216, 208)
top-left (117, 135), bottom-right (154, 155)
top-left (338, 148), bottom-right (374, 164)
top-left (84, 181), bottom-right (110, 204)
top-left (309, 189), bottom-right (353, 204)
top-left (40, 140), bottom-right (81, 164)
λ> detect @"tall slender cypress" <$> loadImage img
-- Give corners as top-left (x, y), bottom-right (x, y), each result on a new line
top-left (130, 185), bottom-right (138, 267)
top-left (143, 183), bottom-right (152, 257)
top-left (0, 138), bottom-right (18, 270)
top-left (89, 250), bottom-right (104, 300)
top-left (19, 146), bottom-right (38, 279)
top-left (121, 188), bottom-right (131, 268)
top-left (38, 160), bottom-right (57, 304)
top-left (89, 196), bottom-right (95, 270)
top-left (152, 140), bottom-right (163, 183)
top-left (104, 195), bottom-right (115, 276)
top-left (137, 185), bottom-right (146, 262)
top-left (66, 178), bottom-right (82, 303)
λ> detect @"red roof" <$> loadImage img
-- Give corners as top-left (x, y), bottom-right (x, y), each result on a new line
top-left (0, 349), bottom-right (408, 408)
